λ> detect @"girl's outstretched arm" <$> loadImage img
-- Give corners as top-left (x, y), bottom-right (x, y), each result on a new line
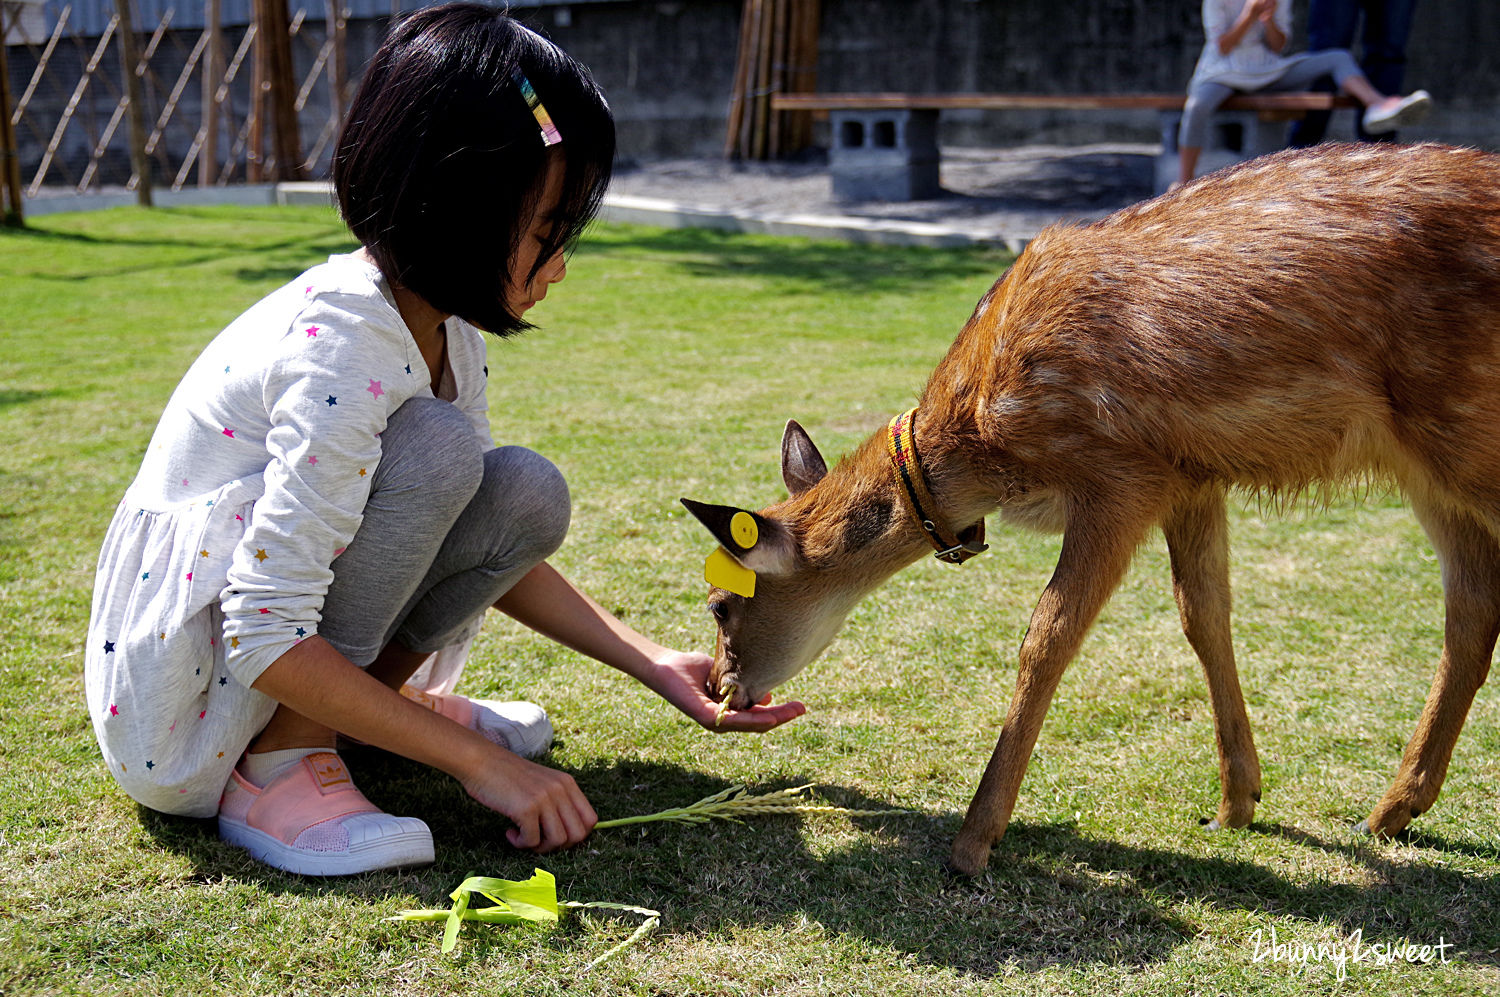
top-left (493, 563), bottom-right (807, 733)
top-left (250, 636), bottom-right (596, 851)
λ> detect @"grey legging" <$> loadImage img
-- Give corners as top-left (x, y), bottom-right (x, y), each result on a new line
top-left (1180, 49), bottom-right (1365, 149)
top-left (317, 395), bottom-right (571, 668)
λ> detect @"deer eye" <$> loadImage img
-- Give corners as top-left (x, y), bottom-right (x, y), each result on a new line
top-left (709, 601), bottom-right (729, 624)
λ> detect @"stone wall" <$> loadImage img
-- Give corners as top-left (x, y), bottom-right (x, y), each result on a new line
top-left (542, 0), bottom-right (1499, 156)
top-left (7, 0), bottom-right (1498, 184)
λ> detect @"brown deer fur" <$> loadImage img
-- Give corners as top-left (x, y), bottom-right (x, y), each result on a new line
top-left (685, 143), bottom-right (1500, 875)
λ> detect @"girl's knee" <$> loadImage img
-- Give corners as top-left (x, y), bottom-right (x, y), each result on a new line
top-left (1327, 51), bottom-right (1364, 86)
top-left (379, 398), bottom-right (486, 506)
top-left (483, 445), bottom-right (572, 557)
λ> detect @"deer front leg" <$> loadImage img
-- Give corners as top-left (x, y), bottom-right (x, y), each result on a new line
top-left (949, 498), bottom-right (1158, 876)
top-left (1362, 501), bottom-right (1500, 836)
top-left (1161, 485), bottom-right (1261, 830)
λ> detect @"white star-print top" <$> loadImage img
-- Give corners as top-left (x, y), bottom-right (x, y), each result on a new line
top-left (84, 253), bottom-right (493, 816)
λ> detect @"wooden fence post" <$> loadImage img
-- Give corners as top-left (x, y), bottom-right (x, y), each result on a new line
top-left (0, 5), bottom-right (26, 225)
top-left (250, 0), bottom-right (302, 180)
top-left (325, 0), bottom-right (345, 126)
top-left (114, 0), bottom-right (153, 205)
top-left (200, 0), bottom-right (221, 185)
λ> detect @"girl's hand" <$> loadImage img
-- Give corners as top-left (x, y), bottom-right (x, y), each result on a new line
top-left (646, 650), bottom-right (807, 732)
top-left (459, 746), bottom-right (597, 852)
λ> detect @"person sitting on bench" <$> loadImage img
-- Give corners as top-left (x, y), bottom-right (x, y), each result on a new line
top-left (1177, 0), bottom-right (1431, 186)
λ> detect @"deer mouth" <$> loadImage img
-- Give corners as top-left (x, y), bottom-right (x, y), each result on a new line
top-left (713, 672), bottom-right (752, 711)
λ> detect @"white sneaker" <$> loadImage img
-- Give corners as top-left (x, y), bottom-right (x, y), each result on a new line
top-left (1363, 90), bottom-right (1433, 135)
top-left (399, 686), bottom-right (554, 758)
top-left (470, 699), bottom-right (554, 758)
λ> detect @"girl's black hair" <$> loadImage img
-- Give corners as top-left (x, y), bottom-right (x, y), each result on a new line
top-left (333, 2), bottom-right (614, 335)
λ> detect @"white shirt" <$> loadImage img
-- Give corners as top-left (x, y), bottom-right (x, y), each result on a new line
top-left (1189, 0), bottom-right (1302, 91)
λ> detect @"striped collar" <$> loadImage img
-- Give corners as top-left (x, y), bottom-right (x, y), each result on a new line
top-left (885, 409), bottom-right (988, 564)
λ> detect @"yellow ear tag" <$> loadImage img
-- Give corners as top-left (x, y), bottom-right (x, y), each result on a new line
top-left (705, 547), bottom-right (756, 598)
top-left (730, 511), bottom-right (758, 549)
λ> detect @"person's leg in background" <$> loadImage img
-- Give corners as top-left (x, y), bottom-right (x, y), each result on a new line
top-left (1177, 81), bottom-right (1237, 186)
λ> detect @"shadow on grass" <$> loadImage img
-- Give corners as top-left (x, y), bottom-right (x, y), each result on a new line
top-left (3, 208), bottom-right (353, 283)
top-left (581, 225), bottom-right (1013, 295)
top-left (135, 752), bottom-right (1500, 979)
top-left (0, 388), bottom-right (64, 410)
top-left (0, 219), bottom-right (228, 252)
top-left (7, 208), bottom-right (1005, 295)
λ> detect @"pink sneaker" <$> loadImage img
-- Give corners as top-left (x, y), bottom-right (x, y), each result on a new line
top-left (218, 752), bottom-right (433, 876)
top-left (399, 686), bottom-right (553, 759)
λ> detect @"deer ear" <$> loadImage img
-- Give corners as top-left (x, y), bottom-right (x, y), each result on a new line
top-left (680, 498), bottom-right (795, 576)
top-left (781, 420), bottom-right (827, 496)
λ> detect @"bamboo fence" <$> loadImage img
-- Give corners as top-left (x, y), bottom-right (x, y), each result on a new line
top-left (4, 0), bottom-right (352, 203)
top-left (724, 0), bottom-right (819, 160)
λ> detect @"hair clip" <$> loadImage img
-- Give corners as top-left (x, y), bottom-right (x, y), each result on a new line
top-left (512, 69), bottom-right (562, 148)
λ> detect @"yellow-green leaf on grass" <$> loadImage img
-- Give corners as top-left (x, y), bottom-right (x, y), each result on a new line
top-left (393, 869), bottom-right (561, 953)
top-left (454, 871), bottom-right (562, 924)
top-left (395, 868), bottom-right (660, 969)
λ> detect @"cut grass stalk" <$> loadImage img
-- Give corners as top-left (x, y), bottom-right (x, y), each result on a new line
top-left (714, 680), bottom-right (737, 727)
top-left (593, 782), bottom-right (920, 829)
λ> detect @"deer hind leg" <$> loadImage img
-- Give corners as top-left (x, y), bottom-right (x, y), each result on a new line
top-left (1362, 497), bottom-right (1500, 836)
top-left (949, 494), bottom-right (1161, 877)
top-left (1161, 484), bottom-right (1261, 830)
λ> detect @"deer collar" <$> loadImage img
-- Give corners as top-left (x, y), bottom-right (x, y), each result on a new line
top-left (885, 409), bottom-right (988, 564)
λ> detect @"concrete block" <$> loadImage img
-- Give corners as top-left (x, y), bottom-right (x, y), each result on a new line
top-left (828, 108), bottom-right (942, 201)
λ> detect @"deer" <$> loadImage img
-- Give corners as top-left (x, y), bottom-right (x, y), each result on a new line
top-left (681, 142), bottom-right (1500, 876)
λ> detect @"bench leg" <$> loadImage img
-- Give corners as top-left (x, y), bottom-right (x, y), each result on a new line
top-left (828, 108), bottom-right (941, 201)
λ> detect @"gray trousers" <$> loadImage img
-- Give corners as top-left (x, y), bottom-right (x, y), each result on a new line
top-left (1181, 49), bottom-right (1365, 149)
top-left (318, 396), bottom-right (571, 669)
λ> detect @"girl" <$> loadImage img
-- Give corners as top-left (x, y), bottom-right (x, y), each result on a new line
top-left (1178, 0), bottom-right (1432, 185)
top-left (84, 2), bottom-right (804, 877)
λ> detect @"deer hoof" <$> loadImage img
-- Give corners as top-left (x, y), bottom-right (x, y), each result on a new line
top-left (1360, 801), bottom-right (1414, 838)
top-left (946, 835), bottom-right (993, 878)
top-left (1201, 802), bottom-right (1254, 831)
top-left (940, 858), bottom-right (978, 880)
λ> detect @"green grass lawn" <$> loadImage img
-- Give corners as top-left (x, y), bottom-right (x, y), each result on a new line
top-left (2, 206), bottom-right (1497, 996)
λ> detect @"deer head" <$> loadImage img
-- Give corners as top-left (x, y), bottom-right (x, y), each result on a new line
top-left (682, 419), bottom-right (927, 710)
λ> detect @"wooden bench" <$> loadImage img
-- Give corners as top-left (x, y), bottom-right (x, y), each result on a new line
top-left (770, 92), bottom-right (1359, 200)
